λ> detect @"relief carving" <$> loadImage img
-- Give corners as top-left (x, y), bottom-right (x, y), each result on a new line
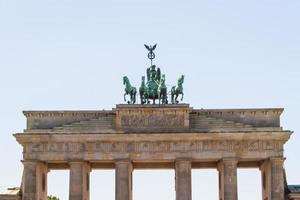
top-left (120, 112), bottom-right (185, 128)
top-left (248, 141), bottom-right (259, 151)
top-left (218, 141), bottom-right (231, 151)
top-left (233, 142), bottom-right (243, 151)
top-left (25, 140), bottom-right (284, 154)
top-left (28, 143), bottom-right (44, 152)
top-left (264, 141), bottom-right (275, 150)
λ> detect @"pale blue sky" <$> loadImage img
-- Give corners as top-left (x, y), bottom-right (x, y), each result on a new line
top-left (0, 0), bottom-right (299, 199)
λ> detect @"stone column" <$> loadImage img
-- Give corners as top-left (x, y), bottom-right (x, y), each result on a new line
top-left (115, 160), bottom-right (133, 200)
top-left (175, 159), bottom-right (192, 200)
top-left (260, 157), bottom-right (285, 200)
top-left (218, 158), bottom-right (238, 200)
top-left (22, 160), bottom-right (48, 200)
top-left (69, 161), bottom-right (91, 200)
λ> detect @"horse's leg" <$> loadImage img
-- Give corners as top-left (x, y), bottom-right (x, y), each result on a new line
top-left (164, 90), bottom-right (168, 104)
top-left (130, 94), bottom-right (133, 104)
top-left (142, 95), bottom-right (145, 104)
top-left (146, 93), bottom-right (150, 104)
top-left (152, 93), bottom-right (155, 104)
top-left (181, 92), bottom-right (184, 101)
top-left (133, 92), bottom-right (136, 104)
top-left (175, 94), bottom-right (179, 104)
top-left (124, 93), bottom-right (127, 102)
top-left (129, 94), bottom-right (132, 104)
top-left (158, 92), bottom-right (161, 105)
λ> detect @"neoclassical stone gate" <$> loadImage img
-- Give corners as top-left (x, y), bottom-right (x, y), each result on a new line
top-left (15, 104), bottom-right (292, 200)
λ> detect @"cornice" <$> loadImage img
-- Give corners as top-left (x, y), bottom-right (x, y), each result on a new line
top-left (14, 131), bottom-right (292, 144)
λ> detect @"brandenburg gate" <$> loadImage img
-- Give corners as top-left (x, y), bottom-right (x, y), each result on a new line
top-left (10, 45), bottom-right (297, 200)
top-left (15, 104), bottom-right (291, 200)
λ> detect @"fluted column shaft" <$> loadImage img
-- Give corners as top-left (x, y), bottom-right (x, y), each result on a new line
top-left (69, 161), bottom-right (91, 200)
top-left (22, 160), bottom-right (48, 200)
top-left (260, 157), bottom-right (285, 200)
top-left (175, 159), bottom-right (192, 200)
top-left (115, 160), bottom-right (133, 200)
top-left (218, 158), bottom-right (238, 200)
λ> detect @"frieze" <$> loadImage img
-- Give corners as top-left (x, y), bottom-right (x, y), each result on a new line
top-left (25, 140), bottom-right (284, 154)
top-left (25, 142), bottom-right (85, 153)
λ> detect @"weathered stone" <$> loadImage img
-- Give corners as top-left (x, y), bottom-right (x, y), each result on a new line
top-left (69, 161), bottom-right (90, 200)
top-left (218, 158), bottom-right (238, 200)
top-left (22, 161), bottom-right (47, 200)
top-left (0, 187), bottom-right (21, 200)
top-left (260, 157), bottom-right (285, 200)
top-left (175, 159), bottom-right (191, 200)
top-left (115, 104), bottom-right (191, 131)
top-left (12, 105), bottom-right (293, 200)
top-left (115, 160), bottom-right (132, 200)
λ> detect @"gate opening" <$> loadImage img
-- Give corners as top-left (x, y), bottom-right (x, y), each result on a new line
top-left (133, 170), bottom-right (175, 200)
top-left (48, 170), bottom-right (69, 200)
top-left (90, 169), bottom-right (115, 200)
top-left (238, 168), bottom-right (261, 200)
top-left (192, 169), bottom-right (218, 200)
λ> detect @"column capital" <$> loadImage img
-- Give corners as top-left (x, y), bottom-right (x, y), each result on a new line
top-left (114, 159), bottom-right (132, 164)
top-left (269, 157), bottom-right (286, 163)
top-left (217, 158), bottom-right (238, 171)
top-left (175, 158), bottom-right (192, 163)
top-left (21, 159), bottom-right (37, 163)
top-left (221, 157), bottom-right (239, 163)
top-left (21, 159), bottom-right (44, 164)
top-left (259, 157), bottom-right (286, 170)
top-left (68, 160), bottom-right (89, 164)
top-left (69, 161), bottom-right (91, 173)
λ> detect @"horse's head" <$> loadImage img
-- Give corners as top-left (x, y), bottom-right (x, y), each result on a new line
top-left (123, 76), bottom-right (129, 85)
top-left (178, 75), bottom-right (184, 84)
top-left (160, 74), bottom-right (166, 84)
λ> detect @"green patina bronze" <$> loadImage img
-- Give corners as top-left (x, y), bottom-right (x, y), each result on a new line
top-left (123, 44), bottom-right (184, 104)
top-left (171, 75), bottom-right (184, 104)
top-left (123, 76), bottom-right (136, 104)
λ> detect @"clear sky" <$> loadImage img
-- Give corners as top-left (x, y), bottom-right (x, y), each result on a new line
top-left (0, 0), bottom-right (299, 199)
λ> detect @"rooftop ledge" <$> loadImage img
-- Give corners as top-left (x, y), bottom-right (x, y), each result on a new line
top-left (20, 105), bottom-right (286, 131)
top-left (23, 106), bottom-right (284, 116)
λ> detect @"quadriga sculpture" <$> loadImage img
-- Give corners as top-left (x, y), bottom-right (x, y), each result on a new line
top-left (123, 44), bottom-right (184, 105)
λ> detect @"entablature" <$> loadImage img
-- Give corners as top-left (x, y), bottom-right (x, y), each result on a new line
top-left (15, 132), bottom-right (291, 163)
